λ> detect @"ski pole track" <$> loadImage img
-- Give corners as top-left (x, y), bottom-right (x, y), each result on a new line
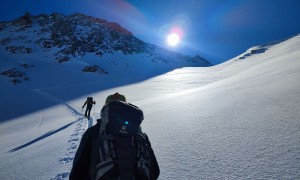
top-left (38, 110), bottom-right (45, 128)
top-left (34, 89), bottom-right (62, 103)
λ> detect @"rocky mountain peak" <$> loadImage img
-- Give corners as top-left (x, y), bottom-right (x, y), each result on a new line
top-left (0, 12), bottom-right (211, 66)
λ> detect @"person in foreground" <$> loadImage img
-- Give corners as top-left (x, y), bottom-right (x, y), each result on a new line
top-left (70, 92), bottom-right (160, 180)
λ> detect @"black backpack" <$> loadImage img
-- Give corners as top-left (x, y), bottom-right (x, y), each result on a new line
top-left (87, 97), bottom-right (94, 106)
top-left (95, 101), bottom-right (159, 180)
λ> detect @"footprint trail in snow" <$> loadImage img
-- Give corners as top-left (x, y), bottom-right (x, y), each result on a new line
top-left (34, 89), bottom-right (95, 180)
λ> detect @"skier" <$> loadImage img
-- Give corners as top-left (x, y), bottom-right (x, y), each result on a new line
top-left (70, 93), bottom-right (159, 180)
top-left (82, 97), bottom-right (96, 118)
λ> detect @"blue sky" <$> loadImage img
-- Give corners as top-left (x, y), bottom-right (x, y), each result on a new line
top-left (1, 0), bottom-right (300, 64)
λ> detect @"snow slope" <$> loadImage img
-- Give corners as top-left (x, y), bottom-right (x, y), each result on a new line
top-left (0, 12), bottom-right (210, 122)
top-left (0, 34), bottom-right (300, 179)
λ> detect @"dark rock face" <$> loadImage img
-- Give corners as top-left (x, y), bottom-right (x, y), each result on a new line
top-left (0, 63), bottom-right (34, 84)
top-left (239, 47), bottom-right (268, 60)
top-left (36, 13), bottom-right (146, 60)
top-left (1, 67), bottom-right (31, 84)
top-left (5, 46), bottom-right (32, 54)
top-left (83, 65), bottom-right (108, 74)
top-left (11, 12), bottom-right (32, 31)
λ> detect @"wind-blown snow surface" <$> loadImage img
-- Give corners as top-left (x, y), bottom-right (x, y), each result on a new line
top-left (1, 35), bottom-right (300, 179)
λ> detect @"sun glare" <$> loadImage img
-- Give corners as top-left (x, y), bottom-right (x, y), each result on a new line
top-left (167, 33), bottom-right (180, 46)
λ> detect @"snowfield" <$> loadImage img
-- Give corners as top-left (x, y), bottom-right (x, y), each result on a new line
top-left (0, 34), bottom-right (300, 179)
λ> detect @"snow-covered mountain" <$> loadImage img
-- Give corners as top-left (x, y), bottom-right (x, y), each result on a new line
top-left (0, 12), bottom-right (211, 85)
top-left (0, 14), bottom-right (299, 179)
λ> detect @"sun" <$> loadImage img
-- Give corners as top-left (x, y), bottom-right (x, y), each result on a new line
top-left (167, 33), bottom-right (180, 46)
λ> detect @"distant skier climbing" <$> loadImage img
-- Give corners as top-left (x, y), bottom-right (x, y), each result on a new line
top-left (82, 97), bottom-right (96, 118)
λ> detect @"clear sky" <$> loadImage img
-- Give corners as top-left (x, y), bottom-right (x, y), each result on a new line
top-left (1, 0), bottom-right (300, 64)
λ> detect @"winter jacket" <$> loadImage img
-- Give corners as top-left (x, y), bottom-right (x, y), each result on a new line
top-left (83, 99), bottom-right (95, 109)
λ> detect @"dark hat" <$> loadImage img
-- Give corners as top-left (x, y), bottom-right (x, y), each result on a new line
top-left (105, 92), bottom-right (126, 105)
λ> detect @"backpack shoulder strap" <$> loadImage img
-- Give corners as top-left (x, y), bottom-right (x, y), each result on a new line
top-left (95, 117), bottom-right (116, 180)
top-left (96, 106), bottom-right (119, 179)
top-left (136, 133), bottom-right (151, 179)
top-left (95, 133), bottom-right (116, 180)
top-left (136, 132), bottom-right (160, 180)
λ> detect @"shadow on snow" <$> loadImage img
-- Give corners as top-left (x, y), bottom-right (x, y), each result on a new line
top-left (8, 119), bottom-right (80, 153)
top-left (1, 73), bottom-right (169, 122)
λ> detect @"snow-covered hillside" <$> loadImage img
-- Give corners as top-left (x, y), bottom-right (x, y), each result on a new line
top-left (0, 30), bottom-right (300, 179)
top-left (0, 12), bottom-right (211, 122)
top-left (0, 12), bottom-right (211, 83)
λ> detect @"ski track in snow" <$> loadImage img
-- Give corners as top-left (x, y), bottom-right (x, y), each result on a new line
top-left (52, 115), bottom-right (95, 180)
top-left (34, 89), bottom-right (94, 179)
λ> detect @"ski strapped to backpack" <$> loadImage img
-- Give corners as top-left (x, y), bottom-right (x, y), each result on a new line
top-left (95, 100), bottom-right (158, 180)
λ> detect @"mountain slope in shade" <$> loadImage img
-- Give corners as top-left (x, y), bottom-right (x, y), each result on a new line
top-left (0, 12), bottom-right (211, 84)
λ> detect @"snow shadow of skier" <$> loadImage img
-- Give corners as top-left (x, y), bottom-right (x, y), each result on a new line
top-left (8, 119), bottom-right (80, 153)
